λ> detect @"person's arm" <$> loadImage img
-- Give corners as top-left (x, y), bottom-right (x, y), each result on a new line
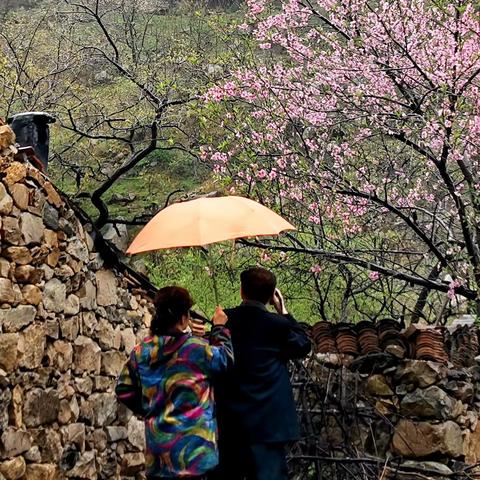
top-left (203, 306), bottom-right (234, 374)
top-left (272, 288), bottom-right (311, 359)
top-left (281, 314), bottom-right (312, 359)
top-left (115, 349), bottom-right (145, 417)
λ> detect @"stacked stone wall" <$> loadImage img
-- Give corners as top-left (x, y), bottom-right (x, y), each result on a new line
top-left (0, 122), bottom-right (151, 479)
top-left (303, 356), bottom-right (480, 479)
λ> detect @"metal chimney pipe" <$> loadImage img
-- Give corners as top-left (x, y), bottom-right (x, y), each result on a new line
top-left (7, 112), bottom-right (56, 171)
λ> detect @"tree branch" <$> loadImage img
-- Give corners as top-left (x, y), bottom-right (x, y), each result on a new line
top-left (91, 121), bottom-right (158, 229)
top-left (239, 239), bottom-right (477, 300)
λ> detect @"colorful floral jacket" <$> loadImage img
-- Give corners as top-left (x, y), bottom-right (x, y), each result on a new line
top-left (115, 325), bottom-right (233, 478)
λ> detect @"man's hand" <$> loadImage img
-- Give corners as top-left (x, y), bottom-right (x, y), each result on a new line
top-left (212, 306), bottom-right (228, 326)
top-left (189, 318), bottom-right (206, 337)
top-left (271, 288), bottom-right (288, 315)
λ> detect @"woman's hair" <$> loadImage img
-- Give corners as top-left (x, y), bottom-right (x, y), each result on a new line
top-left (150, 286), bottom-right (193, 335)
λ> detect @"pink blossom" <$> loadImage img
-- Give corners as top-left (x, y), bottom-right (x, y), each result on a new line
top-left (260, 251), bottom-right (272, 262)
top-left (369, 271), bottom-right (380, 282)
top-left (310, 264), bottom-right (322, 274)
top-left (202, 0), bottom-right (480, 296)
top-left (447, 279), bottom-right (462, 300)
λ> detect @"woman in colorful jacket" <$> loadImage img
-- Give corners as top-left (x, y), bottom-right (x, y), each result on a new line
top-left (115, 286), bottom-right (234, 480)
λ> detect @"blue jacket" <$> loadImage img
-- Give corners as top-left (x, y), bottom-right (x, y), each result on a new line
top-left (215, 301), bottom-right (311, 443)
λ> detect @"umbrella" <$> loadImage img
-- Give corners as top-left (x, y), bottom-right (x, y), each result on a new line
top-left (127, 195), bottom-right (295, 254)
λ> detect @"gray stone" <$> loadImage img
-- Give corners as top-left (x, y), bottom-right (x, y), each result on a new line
top-left (14, 265), bottom-right (43, 283)
top-left (66, 237), bottom-right (89, 263)
top-left (74, 377), bottom-right (93, 396)
top-left (106, 426), bottom-right (128, 442)
top-left (88, 253), bottom-right (103, 270)
top-left (47, 340), bottom-right (73, 372)
top-left (23, 464), bottom-right (56, 480)
top-left (21, 285), bottom-right (42, 306)
top-left (43, 278), bottom-right (66, 313)
top-left (80, 311), bottom-right (97, 336)
top-left (0, 305), bottom-right (36, 332)
top-left (395, 360), bottom-right (447, 388)
top-left (366, 374), bottom-right (393, 396)
top-left (94, 319), bottom-right (115, 349)
top-left (23, 388), bottom-right (59, 427)
top-left (60, 316), bottom-right (79, 341)
top-left (57, 374), bottom-right (75, 400)
top-left (73, 336), bottom-right (101, 374)
top-left (0, 456), bottom-right (26, 479)
top-left (39, 264), bottom-right (54, 281)
top-left (120, 452), bottom-right (145, 475)
top-left (0, 184), bottom-right (13, 215)
top-left (127, 416), bottom-right (145, 451)
top-left (77, 280), bottom-right (97, 310)
top-left (3, 247), bottom-right (32, 265)
top-left (92, 429), bottom-right (108, 452)
top-left (19, 324), bottom-right (45, 369)
top-left (66, 450), bottom-right (96, 478)
top-left (0, 259), bottom-right (10, 278)
top-left (121, 328), bottom-right (136, 353)
top-left (94, 375), bottom-right (114, 392)
top-left (0, 428), bottom-right (31, 458)
top-left (392, 419), bottom-right (463, 458)
top-left (64, 295), bottom-right (80, 316)
top-left (400, 386), bottom-right (455, 420)
top-left (96, 269), bottom-right (118, 306)
top-left (102, 222), bottom-right (129, 251)
top-left (19, 212), bottom-right (43, 245)
top-left (9, 183), bottom-right (29, 210)
top-left (2, 217), bottom-right (21, 245)
top-left (0, 388), bottom-right (11, 432)
top-left (0, 279), bottom-right (15, 304)
top-left (32, 428), bottom-right (62, 463)
top-left (58, 397), bottom-right (79, 425)
top-left (42, 203), bottom-right (59, 230)
top-left (84, 231), bottom-right (94, 251)
top-left (0, 334), bottom-right (19, 373)
top-left (43, 229), bottom-right (58, 249)
top-left (400, 461), bottom-right (453, 476)
top-left (440, 379), bottom-right (474, 402)
top-left (24, 446), bottom-right (41, 463)
top-left (54, 264), bottom-right (74, 279)
top-left (80, 393), bottom-right (117, 427)
top-left (45, 319), bottom-right (59, 339)
top-left (101, 351), bottom-right (126, 377)
top-left (465, 421), bottom-right (480, 463)
top-left (66, 423), bottom-right (85, 452)
top-left (11, 284), bottom-right (22, 305)
top-left (9, 385), bottom-right (22, 429)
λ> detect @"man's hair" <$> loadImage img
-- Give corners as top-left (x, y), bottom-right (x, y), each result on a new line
top-left (150, 286), bottom-right (193, 335)
top-left (240, 267), bottom-right (276, 304)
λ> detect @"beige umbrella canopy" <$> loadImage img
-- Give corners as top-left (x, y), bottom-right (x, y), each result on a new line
top-left (127, 195), bottom-right (295, 254)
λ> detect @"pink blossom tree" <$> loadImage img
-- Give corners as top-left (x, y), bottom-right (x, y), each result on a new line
top-left (204, 0), bottom-right (480, 320)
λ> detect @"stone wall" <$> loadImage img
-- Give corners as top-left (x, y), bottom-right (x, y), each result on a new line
top-left (303, 355), bottom-right (480, 479)
top-left (0, 121), bottom-right (152, 479)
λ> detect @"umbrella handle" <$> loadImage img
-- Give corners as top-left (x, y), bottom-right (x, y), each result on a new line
top-left (189, 309), bottom-right (213, 325)
top-left (201, 249), bottom-right (220, 306)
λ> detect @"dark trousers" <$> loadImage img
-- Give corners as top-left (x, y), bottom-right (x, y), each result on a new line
top-left (210, 442), bottom-right (288, 480)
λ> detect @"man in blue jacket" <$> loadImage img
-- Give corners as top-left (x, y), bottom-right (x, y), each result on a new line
top-left (212, 267), bottom-right (311, 480)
